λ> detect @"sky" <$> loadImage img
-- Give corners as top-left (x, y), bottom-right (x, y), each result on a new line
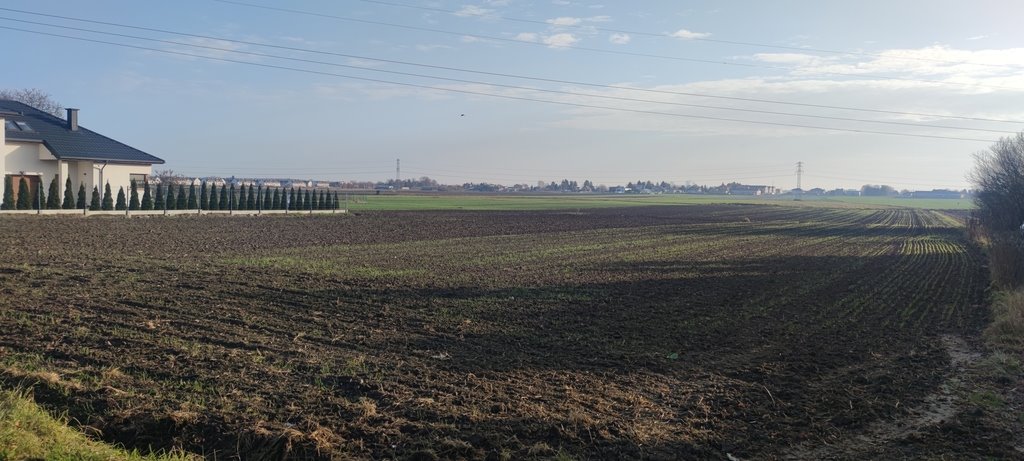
top-left (3, 0), bottom-right (1024, 190)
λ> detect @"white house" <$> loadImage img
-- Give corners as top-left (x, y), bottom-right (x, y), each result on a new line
top-left (0, 100), bottom-right (163, 204)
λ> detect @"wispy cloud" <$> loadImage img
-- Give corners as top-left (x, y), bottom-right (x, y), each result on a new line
top-left (543, 33), bottom-right (579, 48)
top-left (454, 5), bottom-right (495, 18)
top-left (547, 16), bottom-right (582, 26)
top-left (967, 34), bottom-right (988, 41)
top-left (609, 33), bottom-right (631, 45)
top-left (515, 32), bottom-right (539, 42)
top-left (670, 28), bottom-right (711, 40)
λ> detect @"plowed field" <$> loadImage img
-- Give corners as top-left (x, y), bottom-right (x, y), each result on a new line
top-left (0, 205), bottom-right (1013, 459)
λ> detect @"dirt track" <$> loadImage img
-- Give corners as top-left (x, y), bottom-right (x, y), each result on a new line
top-left (0, 205), bottom-right (1016, 459)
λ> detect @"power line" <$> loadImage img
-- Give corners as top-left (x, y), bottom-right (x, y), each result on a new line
top-left (0, 25), bottom-right (1000, 143)
top-left (355, 0), bottom-right (1022, 70)
top-left (205, 0), bottom-right (1024, 92)
top-left (5, 16), bottom-right (1011, 134)
top-left (3, 7), bottom-right (1020, 124)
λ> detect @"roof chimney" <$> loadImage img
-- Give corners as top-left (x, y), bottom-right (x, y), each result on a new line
top-left (66, 108), bottom-right (78, 131)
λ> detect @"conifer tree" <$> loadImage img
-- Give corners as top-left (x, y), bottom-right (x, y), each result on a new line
top-left (165, 185), bottom-right (176, 210)
top-left (335, 191), bottom-right (341, 209)
top-left (16, 178), bottom-right (31, 210)
top-left (62, 177), bottom-right (74, 209)
top-left (247, 185), bottom-right (258, 210)
top-left (272, 188), bottom-right (280, 209)
top-left (288, 188), bottom-right (296, 210)
top-left (101, 183), bottom-right (114, 210)
top-left (325, 191), bottom-right (333, 210)
top-left (236, 184), bottom-right (246, 210)
top-left (208, 184), bottom-right (219, 210)
top-left (227, 184), bottom-right (236, 210)
top-left (46, 176), bottom-right (60, 209)
top-left (263, 186), bottom-right (271, 210)
top-left (176, 185), bottom-right (187, 209)
top-left (296, 189), bottom-right (304, 210)
top-left (313, 190), bottom-right (321, 210)
top-left (76, 183), bottom-right (87, 209)
top-left (89, 186), bottom-right (100, 210)
top-left (1, 176), bottom-right (12, 210)
top-left (187, 184), bottom-right (198, 209)
top-left (154, 183), bottom-right (165, 210)
top-left (115, 186), bottom-right (127, 211)
top-left (141, 181), bottom-right (153, 210)
top-left (305, 189), bottom-right (312, 210)
top-left (220, 184), bottom-right (230, 210)
top-left (199, 181), bottom-right (208, 210)
top-left (129, 179), bottom-right (140, 210)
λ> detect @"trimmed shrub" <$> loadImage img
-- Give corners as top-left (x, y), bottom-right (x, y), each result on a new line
top-left (76, 183), bottom-right (87, 209)
top-left (62, 177), bottom-right (74, 209)
top-left (129, 179), bottom-right (140, 210)
top-left (165, 185), bottom-right (176, 210)
top-left (246, 185), bottom-right (257, 210)
top-left (200, 181), bottom-right (208, 210)
top-left (1, 176), bottom-right (12, 210)
top-left (46, 176), bottom-right (60, 209)
top-left (16, 178), bottom-right (30, 210)
top-left (209, 184), bottom-right (219, 210)
top-left (141, 181), bottom-right (153, 210)
top-left (175, 185), bottom-right (187, 210)
top-left (115, 186), bottom-right (127, 211)
top-left (187, 184), bottom-right (198, 209)
top-left (154, 183), bottom-right (166, 210)
top-left (89, 186), bottom-right (100, 211)
top-left (101, 183), bottom-right (114, 210)
top-left (221, 184), bottom-right (231, 210)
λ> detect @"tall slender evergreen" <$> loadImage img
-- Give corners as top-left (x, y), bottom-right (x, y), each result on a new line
top-left (263, 186), bottom-right (271, 210)
top-left (165, 185), bottom-right (176, 210)
top-left (16, 178), bottom-right (31, 210)
top-left (141, 181), bottom-right (153, 210)
top-left (89, 186), bottom-right (100, 211)
top-left (76, 183), bottom-right (87, 209)
top-left (227, 184), bottom-right (236, 210)
top-left (154, 183), bottom-right (165, 210)
top-left (236, 184), bottom-right (246, 210)
top-left (305, 189), bottom-right (312, 210)
top-left (101, 183), bottom-right (114, 210)
top-left (187, 184), bottom-right (198, 209)
top-left (1, 176), bottom-right (12, 210)
top-left (325, 191), bottom-right (333, 210)
top-left (220, 184), bottom-right (229, 210)
top-left (33, 181), bottom-right (43, 210)
top-left (209, 184), bottom-right (219, 210)
top-left (46, 176), bottom-right (60, 209)
top-left (176, 185), bottom-right (187, 209)
top-left (62, 177), bottom-right (74, 209)
top-left (199, 181), bottom-right (208, 210)
top-left (115, 186), bottom-right (127, 211)
top-left (129, 179), bottom-right (140, 210)
top-left (247, 185), bottom-right (258, 210)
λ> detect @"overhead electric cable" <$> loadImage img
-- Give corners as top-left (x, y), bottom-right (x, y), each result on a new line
top-left (203, 0), bottom-right (1024, 92)
top-left (3, 16), bottom-right (1012, 134)
top-left (0, 25), bottom-right (998, 143)
top-left (2, 7), bottom-right (1020, 124)
top-left (356, 0), bottom-right (1022, 70)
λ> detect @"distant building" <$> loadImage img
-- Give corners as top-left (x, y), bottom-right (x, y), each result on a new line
top-left (911, 189), bottom-right (964, 199)
top-left (728, 184), bottom-right (776, 195)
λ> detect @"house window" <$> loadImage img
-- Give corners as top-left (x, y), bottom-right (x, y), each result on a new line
top-left (130, 174), bottom-right (148, 185)
top-left (14, 121), bottom-right (33, 132)
top-left (3, 121), bottom-right (15, 131)
top-left (4, 120), bottom-right (35, 132)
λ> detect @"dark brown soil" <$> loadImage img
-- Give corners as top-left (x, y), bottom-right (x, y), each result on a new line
top-left (0, 205), bottom-right (1015, 460)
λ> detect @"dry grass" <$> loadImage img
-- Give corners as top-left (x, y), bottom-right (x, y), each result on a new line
top-left (985, 288), bottom-right (1024, 353)
top-left (0, 388), bottom-right (198, 460)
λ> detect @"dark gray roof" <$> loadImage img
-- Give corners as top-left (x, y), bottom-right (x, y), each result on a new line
top-left (0, 100), bottom-right (163, 164)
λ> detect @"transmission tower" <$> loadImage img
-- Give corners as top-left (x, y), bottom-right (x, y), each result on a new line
top-left (795, 161), bottom-right (804, 201)
top-left (396, 158), bottom-right (401, 182)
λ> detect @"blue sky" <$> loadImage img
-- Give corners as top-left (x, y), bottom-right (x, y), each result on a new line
top-left (4, 0), bottom-right (1024, 189)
